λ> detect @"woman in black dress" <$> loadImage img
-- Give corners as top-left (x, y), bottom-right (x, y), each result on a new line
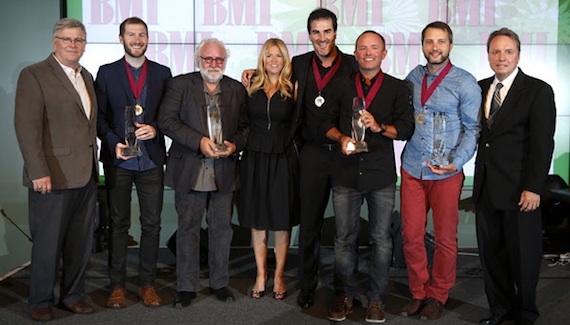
top-left (238, 38), bottom-right (299, 300)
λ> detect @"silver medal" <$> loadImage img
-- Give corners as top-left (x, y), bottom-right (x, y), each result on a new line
top-left (315, 95), bottom-right (325, 107)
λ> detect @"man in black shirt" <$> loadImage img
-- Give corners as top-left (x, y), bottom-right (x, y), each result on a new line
top-left (291, 8), bottom-right (358, 309)
top-left (322, 30), bottom-right (414, 322)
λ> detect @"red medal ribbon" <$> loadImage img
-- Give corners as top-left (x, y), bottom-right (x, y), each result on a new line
top-left (355, 71), bottom-right (384, 110)
top-left (311, 54), bottom-right (342, 91)
top-left (421, 61), bottom-right (452, 107)
top-left (124, 59), bottom-right (148, 102)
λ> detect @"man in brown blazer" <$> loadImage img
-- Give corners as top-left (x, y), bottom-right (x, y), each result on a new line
top-left (14, 18), bottom-right (99, 322)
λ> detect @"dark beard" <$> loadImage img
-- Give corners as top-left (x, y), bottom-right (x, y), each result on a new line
top-left (124, 44), bottom-right (147, 58)
top-left (426, 52), bottom-right (448, 65)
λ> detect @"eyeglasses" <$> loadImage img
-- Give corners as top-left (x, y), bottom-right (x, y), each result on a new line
top-left (55, 36), bottom-right (87, 45)
top-left (200, 56), bottom-right (225, 64)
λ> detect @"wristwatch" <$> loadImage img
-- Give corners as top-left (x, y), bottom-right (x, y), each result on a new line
top-left (379, 123), bottom-right (387, 134)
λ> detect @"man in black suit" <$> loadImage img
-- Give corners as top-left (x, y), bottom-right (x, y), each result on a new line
top-left (474, 28), bottom-right (556, 325)
top-left (158, 38), bottom-right (248, 307)
top-left (96, 17), bottom-right (172, 309)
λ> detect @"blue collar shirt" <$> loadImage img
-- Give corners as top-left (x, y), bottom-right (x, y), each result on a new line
top-left (402, 64), bottom-right (481, 180)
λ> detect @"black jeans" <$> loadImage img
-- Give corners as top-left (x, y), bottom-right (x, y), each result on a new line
top-left (297, 143), bottom-right (336, 292)
top-left (104, 166), bottom-right (164, 288)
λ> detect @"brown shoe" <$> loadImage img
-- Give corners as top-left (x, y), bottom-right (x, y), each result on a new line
top-left (328, 294), bottom-right (353, 322)
top-left (399, 298), bottom-right (426, 317)
top-left (365, 299), bottom-right (386, 323)
top-left (138, 286), bottom-right (161, 307)
top-left (106, 287), bottom-right (126, 309)
top-left (419, 298), bottom-right (444, 320)
top-left (31, 307), bottom-right (54, 321)
top-left (61, 300), bottom-right (94, 314)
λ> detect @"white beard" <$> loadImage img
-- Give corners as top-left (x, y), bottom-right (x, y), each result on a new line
top-left (200, 68), bottom-right (224, 84)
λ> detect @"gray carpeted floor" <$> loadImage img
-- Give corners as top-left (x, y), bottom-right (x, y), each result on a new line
top-left (1, 246), bottom-right (569, 324)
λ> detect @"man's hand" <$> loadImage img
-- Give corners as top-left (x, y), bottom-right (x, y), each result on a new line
top-left (115, 142), bottom-right (135, 160)
top-left (200, 137), bottom-right (219, 158)
top-left (427, 162), bottom-right (458, 175)
top-left (134, 122), bottom-right (156, 140)
top-left (518, 190), bottom-right (540, 212)
top-left (241, 69), bottom-right (255, 87)
top-left (219, 140), bottom-right (236, 157)
top-left (200, 138), bottom-right (236, 159)
top-left (360, 110), bottom-right (379, 132)
top-left (32, 176), bottom-right (52, 194)
top-left (340, 135), bottom-right (356, 156)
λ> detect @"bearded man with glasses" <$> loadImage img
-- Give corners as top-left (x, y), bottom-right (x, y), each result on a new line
top-left (158, 38), bottom-right (249, 308)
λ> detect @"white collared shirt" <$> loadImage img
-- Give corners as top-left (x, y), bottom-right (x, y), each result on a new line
top-left (485, 67), bottom-right (519, 118)
top-left (52, 54), bottom-right (92, 120)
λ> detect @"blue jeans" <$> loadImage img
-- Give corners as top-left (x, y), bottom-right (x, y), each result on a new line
top-left (332, 184), bottom-right (395, 301)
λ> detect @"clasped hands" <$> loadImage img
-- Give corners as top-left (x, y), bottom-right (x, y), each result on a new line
top-left (200, 137), bottom-right (236, 159)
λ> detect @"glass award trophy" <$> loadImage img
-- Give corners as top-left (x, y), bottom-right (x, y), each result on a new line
top-left (351, 97), bottom-right (368, 153)
top-left (123, 105), bottom-right (143, 157)
top-left (430, 112), bottom-right (448, 166)
top-left (207, 103), bottom-right (227, 152)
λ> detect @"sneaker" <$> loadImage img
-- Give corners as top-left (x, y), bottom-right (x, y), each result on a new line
top-left (419, 297), bottom-right (444, 320)
top-left (209, 286), bottom-right (235, 302)
top-left (328, 294), bottom-right (353, 322)
top-left (365, 299), bottom-right (386, 323)
top-left (172, 291), bottom-right (196, 308)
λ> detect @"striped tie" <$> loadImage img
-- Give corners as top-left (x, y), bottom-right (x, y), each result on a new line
top-left (487, 83), bottom-right (503, 127)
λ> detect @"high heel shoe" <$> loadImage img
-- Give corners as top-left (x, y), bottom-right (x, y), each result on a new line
top-left (272, 290), bottom-right (287, 300)
top-left (250, 289), bottom-right (265, 299)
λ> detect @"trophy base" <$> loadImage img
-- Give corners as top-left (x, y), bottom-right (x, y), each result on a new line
top-left (429, 158), bottom-right (449, 167)
top-left (213, 143), bottom-right (228, 152)
top-left (123, 146), bottom-right (142, 157)
top-left (354, 141), bottom-right (368, 153)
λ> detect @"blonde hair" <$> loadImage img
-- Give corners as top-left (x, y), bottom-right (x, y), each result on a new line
top-left (248, 38), bottom-right (293, 99)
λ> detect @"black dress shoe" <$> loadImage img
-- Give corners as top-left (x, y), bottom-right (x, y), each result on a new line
top-left (209, 287), bottom-right (235, 302)
top-left (480, 313), bottom-right (513, 325)
top-left (297, 290), bottom-right (314, 308)
top-left (173, 291), bottom-right (196, 308)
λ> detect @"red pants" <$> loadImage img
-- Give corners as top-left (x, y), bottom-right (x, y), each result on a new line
top-left (400, 168), bottom-right (464, 303)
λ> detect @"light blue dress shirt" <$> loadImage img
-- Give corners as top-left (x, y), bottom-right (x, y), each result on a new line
top-left (401, 64), bottom-right (481, 180)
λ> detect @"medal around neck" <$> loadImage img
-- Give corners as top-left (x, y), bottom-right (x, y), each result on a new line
top-left (350, 97), bottom-right (368, 153)
top-left (315, 95), bottom-right (325, 107)
top-left (123, 105), bottom-right (143, 157)
top-left (207, 104), bottom-right (227, 152)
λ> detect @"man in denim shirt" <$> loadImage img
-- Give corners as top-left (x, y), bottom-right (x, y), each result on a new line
top-left (399, 21), bottom-right (481, 321)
